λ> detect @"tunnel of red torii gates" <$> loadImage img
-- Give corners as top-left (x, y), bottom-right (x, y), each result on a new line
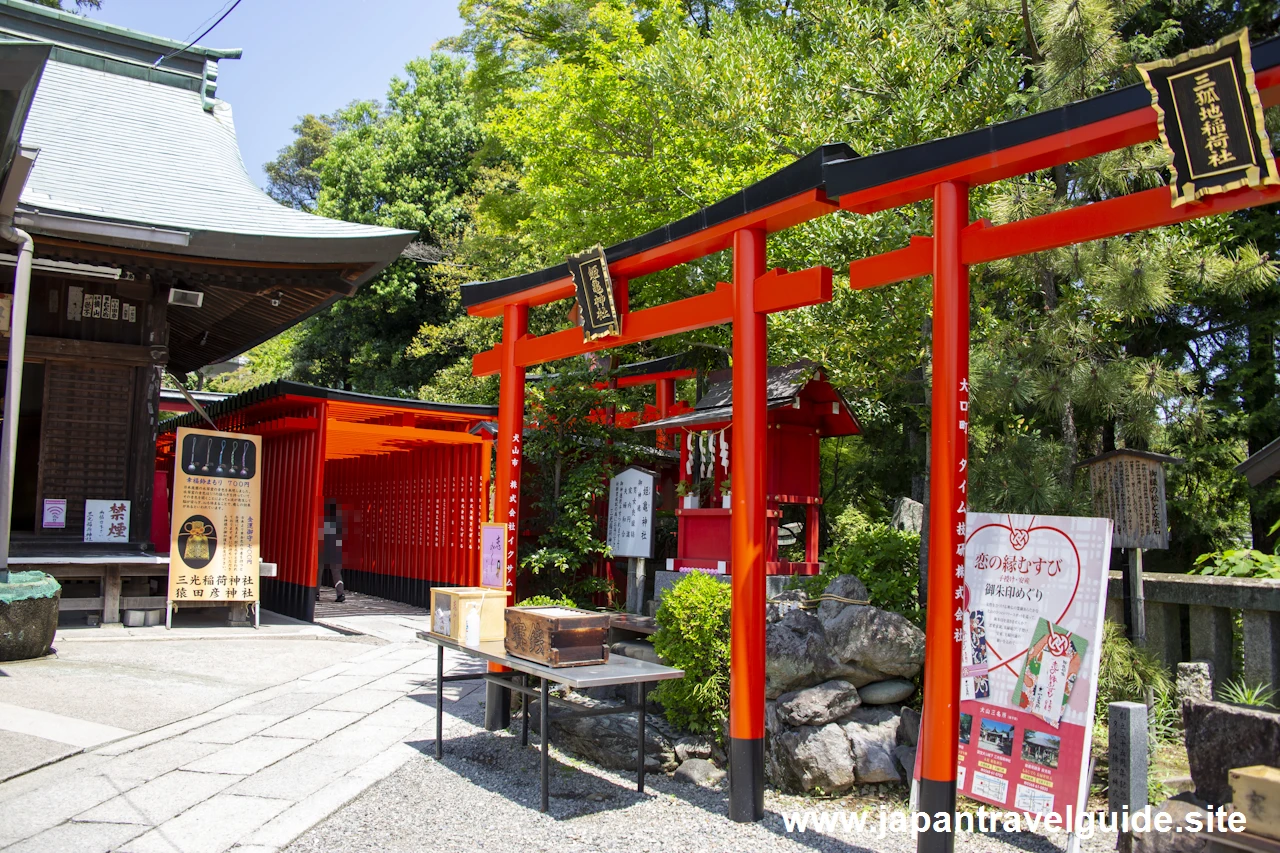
top-left (459, 29), bottom-right (1280, 842)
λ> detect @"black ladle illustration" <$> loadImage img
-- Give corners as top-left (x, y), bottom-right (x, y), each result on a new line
top-left (215, 440), bottom-right (227, 476)
top-left (186, 438), bottom-right (199, 473)
top-left (227, 441), bottom-right (240, 477)
top-left (201, 440), bottom-right (213, 474)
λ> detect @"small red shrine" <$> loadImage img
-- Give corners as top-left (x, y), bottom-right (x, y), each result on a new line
top-left (636, 360), bottom-right (858, 575)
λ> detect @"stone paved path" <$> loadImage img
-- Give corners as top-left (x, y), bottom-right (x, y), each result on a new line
top-left (0, 641), bottom-right (485, 853)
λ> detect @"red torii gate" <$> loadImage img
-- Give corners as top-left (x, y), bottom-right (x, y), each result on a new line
top-left (462, 32), bottom-right (1280, 849)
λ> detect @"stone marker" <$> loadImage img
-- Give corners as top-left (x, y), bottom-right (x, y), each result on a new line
top-left (1176, 661), bottom-right (1214, 705)
top-left (1110, 701), bottom-right (1149, 816)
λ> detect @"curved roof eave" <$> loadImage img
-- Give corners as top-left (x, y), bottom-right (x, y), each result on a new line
top-left (14, 58), bottom-right (415, 274)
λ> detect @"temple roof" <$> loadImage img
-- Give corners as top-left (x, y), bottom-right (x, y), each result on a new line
top-left (634, 360), bottom-right (860, 436)
top-left (0, 1), bottom-right (415, 373)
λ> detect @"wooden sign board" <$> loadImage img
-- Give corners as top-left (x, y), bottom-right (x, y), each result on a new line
top-left (1078, 450), bottom-right (1179, 550)
top-left (567, 244), bottom-right (621, 341)
top-left (606, 466), bottom-right (655, 559)
top-left (1139, 28), bottom-right (1279, 207)
top-left (169, 427), bottom-right (262, 603)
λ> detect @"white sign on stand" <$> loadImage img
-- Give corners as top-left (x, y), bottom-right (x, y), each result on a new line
top-left (606, 466), bottom-right (655, 559)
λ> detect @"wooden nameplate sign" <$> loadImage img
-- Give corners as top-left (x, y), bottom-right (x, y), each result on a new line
top-left (504, 605), bottom-right (611, 667)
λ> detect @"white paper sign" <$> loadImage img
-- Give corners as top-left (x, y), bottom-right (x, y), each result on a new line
top-left (84, 499), bottom-right (129, 543)
top-left (606, 467), bottom-right (655, 559)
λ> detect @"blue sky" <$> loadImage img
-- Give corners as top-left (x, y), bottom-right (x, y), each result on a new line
top-left (83, 0), bottom-right (466, 189)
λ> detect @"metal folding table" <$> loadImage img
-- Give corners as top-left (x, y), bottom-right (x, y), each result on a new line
top-left (420, 632), bottom-right (684, 812)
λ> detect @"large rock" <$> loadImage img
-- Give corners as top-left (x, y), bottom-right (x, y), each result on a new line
top-left (766, 589), bottom-right (809, 624)
top-left (0, 572), bottom-right (61, 662)
top-left (776, 723), bottom-right (857, 794)
top-left (858, 678), bottom-right (916, 705)
top-left (765, 608), bottom-right (834, 698)
top-left (1183, 698), bottom-right (1280, 805)
top-left (817, 575), bottom-right (870, 624)
top-left (825, 660), bottom-right (895, 688)
top-left (842, 706), bottom-right (902, 784)
top-left (776, 680), bottom-right (861, 727)
top-left (1133, 796), bottom-right (1219, 853)
top-left (531, 694), bottom-right (677, 772)
top-left (893, 744), bottom-right (917, 778)
top-left (899, 706), bottom-right (921, 747)
top-left (675, 757), bottom-right (726, 787)
top-left (674, 735), bottom-right (713, 763)
top-left (826, 605), bottom-right (925, 679)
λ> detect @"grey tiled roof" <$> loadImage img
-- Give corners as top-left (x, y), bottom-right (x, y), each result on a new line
top-left (16, 59), bottom-right (413, 264)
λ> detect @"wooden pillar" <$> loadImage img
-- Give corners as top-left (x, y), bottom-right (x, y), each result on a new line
top-left (486, 302), bottom-right (527, 732)
top-left (917, 181), bottom-right (969, 853)
top-left (728, 226), bottom-right (767, 823)
top-left (655, 378), bottom-right (675, 449)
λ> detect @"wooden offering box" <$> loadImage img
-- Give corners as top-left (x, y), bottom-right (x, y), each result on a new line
top-left (429, 587), bottom-right (506, 644)
top-left (504, 606), bottom-right (611, 667)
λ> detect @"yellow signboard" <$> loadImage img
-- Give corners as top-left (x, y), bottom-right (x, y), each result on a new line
top-left (168, 427), bottom-right (263, 604)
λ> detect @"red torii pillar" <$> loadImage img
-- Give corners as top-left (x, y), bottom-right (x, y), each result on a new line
top-left (729, 226), bottom-right (768, 821)
top-left (916, 181), bottom-right (969, 853)
top-left (486, 302), bottom-right (528, 731)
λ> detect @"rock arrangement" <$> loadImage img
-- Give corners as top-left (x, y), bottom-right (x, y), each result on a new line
top-left (528, 573), bottom-right (925, 795)
top-left (764, 575), bottom-right (925, 794)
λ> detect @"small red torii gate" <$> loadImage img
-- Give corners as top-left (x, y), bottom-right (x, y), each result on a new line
top-left (462, 31), bottom-right (1280, 850)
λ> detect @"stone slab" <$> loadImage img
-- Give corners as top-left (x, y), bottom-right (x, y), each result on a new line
top-left (227, 742), bottom-right (365, 800)
top-left (101, 739), bottom-right (223, 788)
top-left (182, 715), bottom-right (286, 745)
top-left (258, 710), bottom-right (362, 741)
top-left (4, 818), bottom-right (146, 853)
top-left (120, 793), bottom-right (291, 853)
top-left (242, 692), bottom-right (338, 718)
top-left (315, 690), bottom-right (401, 714)
top-left (0, 771), bottom-right (124, 847)
top-left (183, 736), bottom-right (311, 776)
top-left (74, 769), bottom-right (241, 826)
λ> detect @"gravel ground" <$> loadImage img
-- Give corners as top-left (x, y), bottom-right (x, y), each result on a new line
top-left (286, 698), bottom-right (1118, 853)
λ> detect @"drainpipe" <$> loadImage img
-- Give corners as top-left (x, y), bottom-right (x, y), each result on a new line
top-left (0, 217), bottom-right (32, 585)
top-left (0, 148), bottom-right (38, 585)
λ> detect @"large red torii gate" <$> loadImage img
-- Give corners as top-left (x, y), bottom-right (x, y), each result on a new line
top-left (462, 32), bottom-right (1280, 849)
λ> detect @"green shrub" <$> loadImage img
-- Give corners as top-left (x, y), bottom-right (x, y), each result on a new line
top-left (516, 594), bottom-right (578, 607)
top-left (651, 572), bottom-right (731, 737)
top-left (1192, 548), bottom-right (1280, 580)
top-left (798, 508), bottom-right (921, 623)
top-left (1095, 620), bottom-right (1175, 732)
top-left (1218, 675), bottom-right (1277, 708)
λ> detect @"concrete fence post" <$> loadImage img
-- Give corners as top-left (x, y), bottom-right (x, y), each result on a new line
top-left (1243, 609), bottom-right (1280, 688)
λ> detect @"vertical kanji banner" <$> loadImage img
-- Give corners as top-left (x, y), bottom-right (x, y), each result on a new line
top-left (952, 512), bottom-right (1113, 822)
top-left (168, 427), bottom-right (262, 604)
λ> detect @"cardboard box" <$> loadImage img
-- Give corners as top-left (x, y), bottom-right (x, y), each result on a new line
top-left (429, 587), bottom-right (505, 645)
top-left (1231, 765), bottom-right (1280, 840)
